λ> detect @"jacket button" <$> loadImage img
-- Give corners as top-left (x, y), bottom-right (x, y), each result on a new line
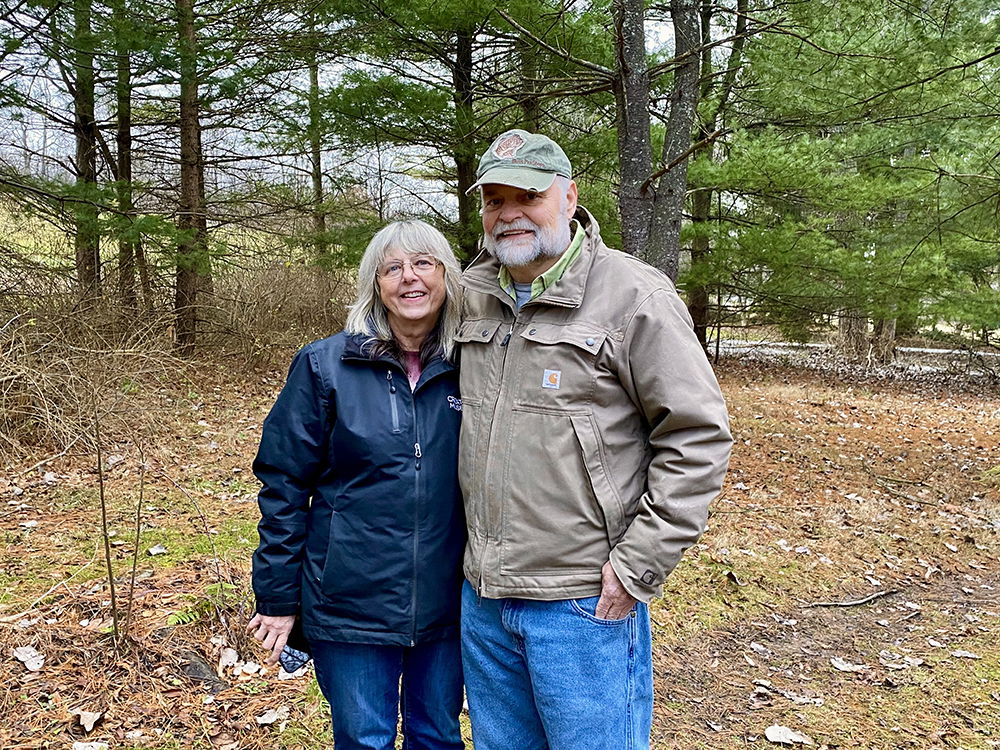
top-left (481, 329), bottom-right (488, 336)
top-left (529, 328), bottom-right (537, 335)
top-left (585, 337), bottom-right (595, 347)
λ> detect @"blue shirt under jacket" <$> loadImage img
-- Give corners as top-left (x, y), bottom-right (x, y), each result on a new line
top-left (251, 332), bottom-right (465, 646)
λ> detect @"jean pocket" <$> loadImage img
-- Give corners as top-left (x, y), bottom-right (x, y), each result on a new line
top-left (568, 595), bottom-right (633, 626)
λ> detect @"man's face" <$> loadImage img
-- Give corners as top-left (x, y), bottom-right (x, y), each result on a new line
top-left (481, 180), bottom-right (578, 269)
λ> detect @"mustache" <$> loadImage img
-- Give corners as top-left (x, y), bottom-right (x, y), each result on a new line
top-left (492, 219), bottom-right (539, 239)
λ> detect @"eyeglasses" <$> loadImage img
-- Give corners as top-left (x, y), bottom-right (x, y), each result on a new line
top-left (378, 256), bottom-right (441, 280)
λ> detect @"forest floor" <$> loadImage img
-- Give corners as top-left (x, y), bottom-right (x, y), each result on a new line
top-left (1, 354), bottom-right (997, 750)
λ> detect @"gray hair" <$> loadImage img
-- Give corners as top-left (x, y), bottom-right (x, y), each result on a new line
top-left (345, 219), bottom-right (463, 361)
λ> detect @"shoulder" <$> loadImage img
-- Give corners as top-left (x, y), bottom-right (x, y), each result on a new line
top-left (300, 331), bottom-right (350, 354)
top-left (284, 332), bottom-right (356, 393)
top-left (296, 331), bottom-right (365, 365)
top-left (591, 244), bottom-right (676, 295)
top-left (576, 206), bottom-right (676, 298)
top-left (584, 245), bottom-right (684, 328)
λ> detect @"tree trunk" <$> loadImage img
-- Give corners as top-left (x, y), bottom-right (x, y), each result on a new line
top-left (871, 317), bottom-right (896, 364)
top-left (114, 0), bottom-right (136, 313)
top-left (175, 0), bottom-right (207, 355)
top-left (688, 187), bottom-right (711, 348)
top-left (451, 28), bottom-right (477, 259)
top-left (135, 240), bottom-right (152, 311)
top-left (518, 36), bottom-right (542, 130)
top-left (837, 310), bottom-right (868, 361)
top-left (307, 27), bottom-right (327, 256)
top-left (611, 0), bottom-right (653, 258)
top-left (686, 0), bottom-right (716, 348)
top-left (645, 0), bottom-right (701, 281)
top-left (867, 144), bottom-right (916, 364)
top-left (73, 0), bottom-right (101, 297)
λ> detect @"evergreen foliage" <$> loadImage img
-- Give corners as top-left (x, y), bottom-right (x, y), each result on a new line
top-left (1, 0), bottom-right (997, 352)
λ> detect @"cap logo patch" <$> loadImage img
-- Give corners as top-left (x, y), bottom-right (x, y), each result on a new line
top-left (493, 133), bottom-right (526, 160)
top-left (542, 369), bottom-right (561, 389)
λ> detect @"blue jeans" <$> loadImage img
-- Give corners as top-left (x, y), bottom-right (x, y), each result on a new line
top-left (461, 580), bottom-right (653, 750)
top-left (310, 638), bottom-right (464, 750)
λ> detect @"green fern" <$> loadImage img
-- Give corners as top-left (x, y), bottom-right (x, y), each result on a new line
top-left (167, 583), bottom-right (244, 627)
top-left (167, 608), bottom-right (201, 626)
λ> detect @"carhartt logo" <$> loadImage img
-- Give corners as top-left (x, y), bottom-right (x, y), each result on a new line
top-left (641, 569), bottom-right (656, 585)
top-left (493, 133), bottom-right (525, 160)
top-left (447, 396), bottom-right (463, 411)
top-left (542, 369), bottom-right (561, 389)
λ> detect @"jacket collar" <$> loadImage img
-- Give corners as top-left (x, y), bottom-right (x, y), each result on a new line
top-left (341, 331), bottom-right (455, 379)
top-left (461, 206), bottom-right (603, 310)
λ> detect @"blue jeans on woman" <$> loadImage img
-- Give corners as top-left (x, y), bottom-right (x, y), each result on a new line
top-left (461, 580), bottom-right (653, 750)
top-left (309, 637), bottom-right (465, 750)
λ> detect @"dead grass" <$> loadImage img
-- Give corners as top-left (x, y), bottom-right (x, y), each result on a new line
top-left (1, 357), bottom-right (997, 750)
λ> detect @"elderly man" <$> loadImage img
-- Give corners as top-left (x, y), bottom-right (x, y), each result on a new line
top-left (455, 129), bottom-right (733, 750)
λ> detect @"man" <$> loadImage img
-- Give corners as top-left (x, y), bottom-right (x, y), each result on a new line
top-left (456, 129), bottom-right (733, 750)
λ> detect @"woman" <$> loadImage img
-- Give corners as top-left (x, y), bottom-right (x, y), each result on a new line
top-left (247, 220), bottom-right (466, 750)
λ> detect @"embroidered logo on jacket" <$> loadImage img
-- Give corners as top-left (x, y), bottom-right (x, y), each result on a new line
top-left (447, 396), bottom-right (463, 412)
top-left (542, 370), bottom-right (561, 389)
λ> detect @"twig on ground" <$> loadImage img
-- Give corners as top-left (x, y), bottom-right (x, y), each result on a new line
top-left (875, 479), bottom-right (937, 505)
top-left (801, 589), bottom-right (899, 608)
top-left (875, 474), bottom-right (929, 486)
top-left (18, 437), bottom-right (84, 475)
top-left (124, 445), bottom-right (147, 640)
top-left (712, 505), bottom-right (803, 514)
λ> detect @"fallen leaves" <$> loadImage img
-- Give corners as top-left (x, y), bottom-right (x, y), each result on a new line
top-left (829, 656), bottom-right (868, 673)
top-left (70, 708), bottom-right (103, 732)
top-left (764, 724), bottom-right (816, 746)
top-left (878, 650), bottom-right (924, 670)
top-left (13, 644), bottom-right (44, 671)
top-left (255, 706), bottom-right (290, 726)
top-left (753, 679), bottom-right (824, 706)
top-left (950, 649), bottom-right (981, 659)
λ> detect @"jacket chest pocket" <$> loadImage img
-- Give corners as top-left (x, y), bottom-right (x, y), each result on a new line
top-left (513, 322), bottom-right (608, 409)
top-left (456, 318), bottom-right (505, 404)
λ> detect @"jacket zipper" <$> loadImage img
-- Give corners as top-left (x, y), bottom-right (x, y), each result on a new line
top-left (477, 315), bottom-right (521, 596)
top-left (410, 397), bottom-right (422, 646)
top-left (386, 371), bottom-right (401, 433)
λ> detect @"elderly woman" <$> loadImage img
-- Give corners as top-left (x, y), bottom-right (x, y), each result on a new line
top-left (247, 220), bottom-right (466, 750)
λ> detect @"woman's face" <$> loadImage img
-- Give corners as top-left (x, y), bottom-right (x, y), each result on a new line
top-left (377, 250), bottom-right (447, 335)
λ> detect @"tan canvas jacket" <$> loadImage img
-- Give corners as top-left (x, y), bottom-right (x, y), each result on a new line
top-left (456, 208), bottom-right (732, 603)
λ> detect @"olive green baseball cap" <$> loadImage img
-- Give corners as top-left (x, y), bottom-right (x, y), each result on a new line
top-left (466, 129), bottom-right (573, 194)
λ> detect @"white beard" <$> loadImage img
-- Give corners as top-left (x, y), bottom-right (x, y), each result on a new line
top-left (484, 217), bottom-right (571, 268)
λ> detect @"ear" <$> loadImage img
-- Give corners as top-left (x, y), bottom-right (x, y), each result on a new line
top-left (564, 180), bottom-right (578, 218)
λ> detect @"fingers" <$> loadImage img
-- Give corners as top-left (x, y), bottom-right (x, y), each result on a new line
top-left (246, 612), bottom-right (261, 634)
top-left (245, 614), bottom-right (296, 665)
top-left (595, 594), bottom-right (610, 620)
top-left (596, 561), bottom-right (638, 620)
top-left (595, 592), bottom-right (631, 620)
top-left (264, 631), bottom-right (290, 666)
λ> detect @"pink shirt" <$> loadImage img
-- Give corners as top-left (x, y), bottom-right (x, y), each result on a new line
top-left (402, 351), bottom-right (422, 389)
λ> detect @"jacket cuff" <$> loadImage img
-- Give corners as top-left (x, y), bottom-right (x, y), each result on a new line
top-left (609, 551), bottom-right (658, 603)
top-left (254, 600), bottom-right (299, 617)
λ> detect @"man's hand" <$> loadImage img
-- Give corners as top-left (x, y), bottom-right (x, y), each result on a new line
top-left (595, 561), bottom-right (638, 620)
top-left (246, 613), bottom-right (296, 666)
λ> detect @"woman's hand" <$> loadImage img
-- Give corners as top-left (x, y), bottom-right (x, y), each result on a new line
top-left (246, 613), bottom-right (297, 666)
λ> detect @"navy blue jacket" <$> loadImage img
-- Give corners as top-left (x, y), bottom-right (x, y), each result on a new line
top-left (251, 332), bottom-right (465, 646)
